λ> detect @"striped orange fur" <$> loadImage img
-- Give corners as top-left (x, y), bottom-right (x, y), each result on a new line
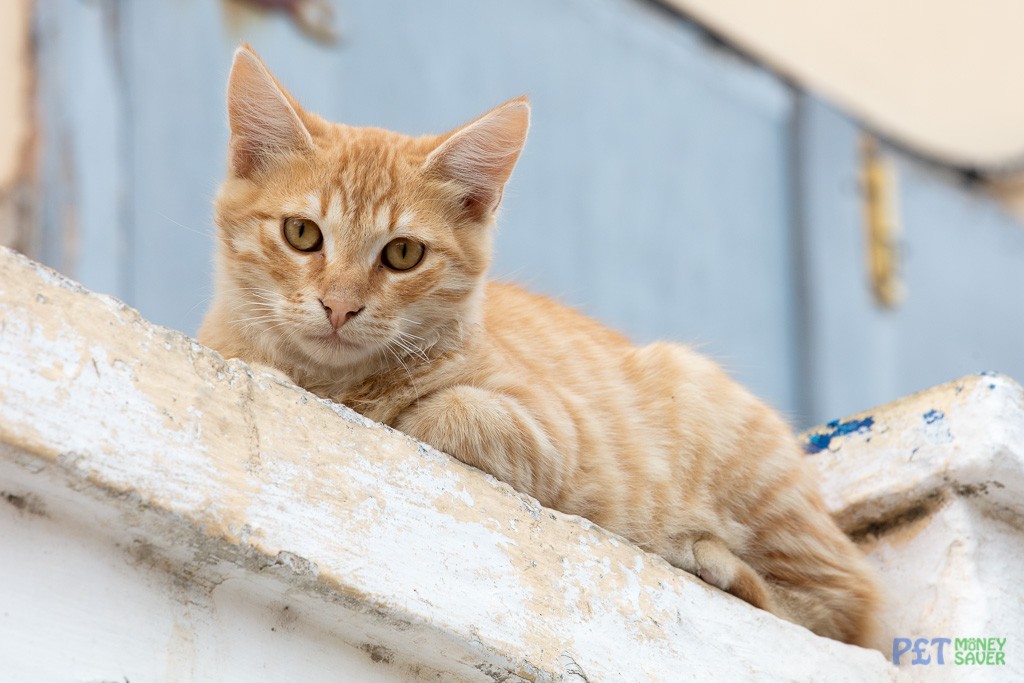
top-left (200, 45), bottom-right (880, 645)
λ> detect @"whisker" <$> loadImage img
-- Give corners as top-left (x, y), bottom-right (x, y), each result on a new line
top-left (158, 212), bottom-right (217, 239)
top-left (389, 332), bottom-right (429, 364)
top-left (230, 314), bottom-right (278, 326)
top-left (384, 339), bottom-right (419, 401)
top-left (262, 321), bottom-right (294, 335)
top-left (395, 329), bottom-right (426, 342)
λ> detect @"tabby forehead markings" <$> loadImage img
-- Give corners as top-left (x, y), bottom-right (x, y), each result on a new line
top-left (301, 191), bottom-right (322, 221)
top-left (395, 209), bottom-right (416, 234)
top-left (319, 190), bottom-right (348, 259)
top-left (200, 44), bottom-right (882, 649)
top-left (388, 201), bottom-right (402, 233)
top-left (373, 202), bottom-right (393, 233)
top-left (325, 187), bottom-right (346, 223)
top-left (319, 185), bottom-right (333, 219)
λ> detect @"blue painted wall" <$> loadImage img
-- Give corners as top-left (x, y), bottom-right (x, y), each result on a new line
top-left (798, 97), bottom-right (1024, 423)
top-left (31, 0), bottom-right (1024, 427)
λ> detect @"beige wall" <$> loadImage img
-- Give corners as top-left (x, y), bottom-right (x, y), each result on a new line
top-left (0, 0), bottom-right (31, 186)
top-left (0, 0), bottom-right (33, 252)
top-left (667, 0), bottom-right (1024, 171)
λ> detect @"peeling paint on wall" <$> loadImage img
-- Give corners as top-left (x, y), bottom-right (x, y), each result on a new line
top-left (803, 416), bottom-right (875, 453)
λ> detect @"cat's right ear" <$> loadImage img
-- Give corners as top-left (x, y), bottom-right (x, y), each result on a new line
top-left (226, 45), bottom-right (313, 177)
top-left (424, 97), bottom-right (530, 222)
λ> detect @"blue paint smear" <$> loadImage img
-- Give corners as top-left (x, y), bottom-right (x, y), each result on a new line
top-left (804, 416), bottom-right (875, 454)
top-left (923, 409), bottom-right (944, 424)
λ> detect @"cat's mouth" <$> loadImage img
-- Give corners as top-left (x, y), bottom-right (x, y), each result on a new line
top-left (308, 331), bottom-right (361, 350)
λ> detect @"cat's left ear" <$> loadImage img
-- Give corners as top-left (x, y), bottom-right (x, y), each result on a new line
top-left (226, 45), bottom-right (314, 177)
top-left (424, 97), bottom-right (530, 222)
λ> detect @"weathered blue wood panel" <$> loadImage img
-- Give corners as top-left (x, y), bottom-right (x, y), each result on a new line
top-left (35, 0), bottom-right (801, 416)
top-left (799, 95), bottom-right (1024, 424)
top-left (35, 0), bottom-right (129, 299)
top-left (36, 1), bottom-right (1024, 428)
top-left (895, 161), bottom-right (1024, 393)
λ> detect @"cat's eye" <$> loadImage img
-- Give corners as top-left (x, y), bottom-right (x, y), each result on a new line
top-left (283, 217), bottom-right (323, 252)
top-left (382, 238), bottom-right (425, 271)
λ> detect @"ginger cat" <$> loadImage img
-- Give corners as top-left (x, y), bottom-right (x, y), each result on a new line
top-left (200, 45), bottom-right (880, 645)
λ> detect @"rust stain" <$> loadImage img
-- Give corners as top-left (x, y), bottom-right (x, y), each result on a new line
top-left (220, 0), bottom-right (340, 45)
top-left (860, 134), bottom-right (904, 308)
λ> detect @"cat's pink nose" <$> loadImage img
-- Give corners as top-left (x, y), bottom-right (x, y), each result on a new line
top-left (320, 297), bottom-right (364, 330)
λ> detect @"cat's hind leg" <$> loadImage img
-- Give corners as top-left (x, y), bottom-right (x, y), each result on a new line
top-left (689, 536), bottom-right (780, 614)
top-left (663, 534), bottom-right (783, 615)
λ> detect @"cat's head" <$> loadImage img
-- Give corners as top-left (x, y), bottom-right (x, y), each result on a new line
top-left (211, 45), bottom-right (529, 376)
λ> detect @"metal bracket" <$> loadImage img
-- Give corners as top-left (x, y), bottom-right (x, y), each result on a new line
top-left (861, 135), bottom-right (904, 308)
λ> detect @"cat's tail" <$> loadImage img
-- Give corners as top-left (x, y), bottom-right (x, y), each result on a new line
top-left (752, 490), bottom-right (882, 647)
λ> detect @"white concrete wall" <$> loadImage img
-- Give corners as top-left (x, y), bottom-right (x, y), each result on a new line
top-left (0, 247), bottom-right (905, 680)
top-left (5, 243), bottom-right (1023, 680)
top-left (805, 373), bottom-right (1024, 681)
